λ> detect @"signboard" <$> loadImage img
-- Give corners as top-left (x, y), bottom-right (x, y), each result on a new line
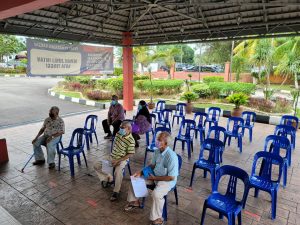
top-left (27, 39), bottom-right (113, 76)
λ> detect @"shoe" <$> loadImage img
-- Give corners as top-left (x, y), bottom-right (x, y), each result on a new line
top-left (104, 134), bottom-right (112, 139)
top-left (101, 180), bottom-right (113, 188)
top-left (32, 160), bottom-right (45, 165)
top-left (48, 163), bottom-right (55, 169)
top-left (110, 192), bottom-right (119, 202)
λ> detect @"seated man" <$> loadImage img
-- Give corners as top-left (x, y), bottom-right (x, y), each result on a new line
top-left (32, 106), bottom-right (65, 169)
top-left (94, 121), bottom-right (135, 201)
top-left (124, 132), bottom-right (178, 225)
top-left (102, 95), bottom-right (125, 140)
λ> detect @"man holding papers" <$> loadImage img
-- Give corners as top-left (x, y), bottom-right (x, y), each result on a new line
top-left (124, 132), bottom-right (178, 225)
top-left (94, 121), bottom-right (135, 201)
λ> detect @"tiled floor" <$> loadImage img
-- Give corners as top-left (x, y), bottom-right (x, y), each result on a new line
top-left (1, 109), bottom-right (300, 225)
top-left (0, 206), bottom-right (22, 225)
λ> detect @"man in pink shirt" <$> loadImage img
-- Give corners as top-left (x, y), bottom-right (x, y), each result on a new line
top-left (102, 95), bottom-right (125, 139)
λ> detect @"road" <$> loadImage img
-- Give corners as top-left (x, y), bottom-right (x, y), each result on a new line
top-left (0, 77), bottom-right (97, 128)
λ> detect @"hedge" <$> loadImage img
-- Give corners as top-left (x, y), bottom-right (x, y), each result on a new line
top-left (191, 83), bottom-right (211, 98)
top-left (203, 76), bottom-right (224, 83)
top-left (133, 75), bottom-right (149, 81)
top-left (208, 82), bottom-right (256, 97)
top-left (135, 79), bottom-right (184, 94)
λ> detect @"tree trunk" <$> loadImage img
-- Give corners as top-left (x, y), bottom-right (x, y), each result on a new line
top-left (140, 64), bottom-right (144, 75)
top-left (295, 73), bottom-right (299, 89)
top-left (266, 73), bottom-right (270, 89)
top-left (167, 71), bottom-right (171, 79)
top-left (280, 75), bottom-right (288, 86)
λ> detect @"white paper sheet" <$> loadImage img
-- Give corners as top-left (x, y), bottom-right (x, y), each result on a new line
top-left (130, 176), bottom-right (148, 198)
top-left (101, 160), bottom-right (113, 175)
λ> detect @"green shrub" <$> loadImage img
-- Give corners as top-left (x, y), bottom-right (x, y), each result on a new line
top-left (114, 67), bottom-right (123, 76)
top-left (203, 76), bottom-right (224, 83)
top-left (191, 83), bottom-right (211, 98)
top-left (135, 79), bottom-right (183, 94)
top-left (226, 93), bottom-right (248, 108)
top-left (134, 75), bottom-right (149, 81)
top-left (180, 91), bottom-right (198, 103)
top-left (208, 82), bottom-right (256, 97)
top-left (108, 77), bottom-right (123, 96)
top-left (96, 79), bottom-right (110, 89)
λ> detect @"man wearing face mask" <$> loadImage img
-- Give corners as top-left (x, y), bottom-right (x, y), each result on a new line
top-left (124, 132), bottom-right (178, 225)
top-left (32, 106), bottom-right (65, 169)
top-left (102, 95), bottom-right (125, 140)
top-left (94, 121), bottom-right (135, 201)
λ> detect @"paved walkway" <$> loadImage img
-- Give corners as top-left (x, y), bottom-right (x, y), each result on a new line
top-left (1, 110), bottom-right (300, 225)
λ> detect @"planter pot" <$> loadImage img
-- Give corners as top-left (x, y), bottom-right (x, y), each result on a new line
top-left (148, 102), bottom-right (155, 110)
top-left (186, 102), bottom-right (193, 114)
top-left (231, 107), bottom-right (243, 117)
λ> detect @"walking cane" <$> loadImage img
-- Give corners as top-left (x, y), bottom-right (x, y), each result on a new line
top-left (20, 153), bottom-right (35, 173)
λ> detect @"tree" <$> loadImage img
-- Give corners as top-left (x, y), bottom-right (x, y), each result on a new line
top-left (0, 35), bottom-right (26, 62)
top-left (274, 37), bottom-right (300, 89)
top-left (133, 46), bottom-right (153, 75)
top-left (174, 44), bottom-right (195, 64)
top-left (232, 54), bottom-right (247, 82)
top-left (153, 46), bottom-right (182, 79)
top-left (200, 41), bottom-right (232, 64)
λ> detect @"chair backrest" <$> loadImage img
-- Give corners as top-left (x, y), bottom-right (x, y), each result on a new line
top-left (84, 115), bottom-right (98, 131)
top-left (69, 128), bottom-right (85, 149)
top-left (207, 126), bottom-right (227, 144)
top-left (155, 100), bottom-right (166, 112)
top-left (251, 151), bottom-right (284, 183)
top-left (123, 119), bottom-right (134, 124)
top-left (207, 107), bottom-right (221, 121)
top-left (280, 115), bottom-right (299, 129)
top-left (177, 154), bottom-right (183, 172)
top-left (175, 103), bottom-right (186, 116)
top-left (274, 124), bottom-right (296, 138)
top-left (178, 119), bottom-right (196, 138)
top-left (213, 165), bottom-right (249, 205)
top-left (193, 112), bottom-right (208, 128)
top-left (264, 135), bottom-right (291, 158)
top-left (149, 126), bottom-right (172, 148)
top-left (200, 138), bottom-right (223, 164)
top-left (226, 117), bottom-right (244, 135)
top-left (242, 111), bottom-right (256, 127)
top-left (160, 109), bottom-right (172, 122)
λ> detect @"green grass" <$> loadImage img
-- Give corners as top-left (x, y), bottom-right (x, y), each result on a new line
top-left (57, 91), bottom-right (82, 98)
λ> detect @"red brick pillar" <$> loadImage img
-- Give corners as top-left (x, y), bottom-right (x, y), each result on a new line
top-left (0, 139), bottom-right (9, 164)
top-left (224, 62), bottom-right (231, 82)
top-left (122, 32), bottom-right (134, 111)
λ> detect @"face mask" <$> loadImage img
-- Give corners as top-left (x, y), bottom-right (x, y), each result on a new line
top-left (49, 113), bottom-right (55, 118)
top-left (138, 105), bottom-right (143, 110)
top-left (119, 128), bottom-right (126, 136)
top-left (111, 100), bottom-right (117, 106)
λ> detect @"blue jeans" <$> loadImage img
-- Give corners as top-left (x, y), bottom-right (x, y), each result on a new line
top-left (33, 135), bottom-right (60, 164)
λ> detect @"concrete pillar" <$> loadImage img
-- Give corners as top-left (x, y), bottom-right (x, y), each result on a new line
top-left (224, 62), bottom-right (231, 82)
top-left (122, 32), bottom-right (134, 111)
top-left (0, 0), bottom-right (68, 20)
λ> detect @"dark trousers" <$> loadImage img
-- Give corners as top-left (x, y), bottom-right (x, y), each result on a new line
top-left (102, 119), bottom-right (122, 136)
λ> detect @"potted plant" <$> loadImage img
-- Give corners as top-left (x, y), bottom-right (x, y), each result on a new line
top-left (226, 93), bottom-right (248, 117)
top-left (147, 67), bottom-right (155, 109)
top-left (181, 91), bottom-right (198, 114)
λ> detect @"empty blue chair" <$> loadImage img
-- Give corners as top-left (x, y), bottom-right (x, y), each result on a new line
top-left (241, 111), bottom-right (256, 142)
top-left (189, 138), bottom-right (223, 189)
top-left (144, 126), bottom-right (171, 166)
top-left (200, 165), bottom-right (249, 225)
top-left (204, 107), bottom-right (221, 128)
top-left (172, 103), bottom-right (186, 127)
top-left (280, 115), bottom-right (299, 129)
top-left (155, 109), bottom-right (172, 130)
top-left (57, 128), bottom-right (87, 177)
top-left (264, 135), bottom-right (291, 187)
top-left (206, 126), bottom-right (227, 163)
top-left (192, 112), bottom-right (208, 143)
top-left (173, 119), bottom-right (195, 158)
top-left (249, 151), bottom-right (284, 220)
top-left (145, 113), bottom-right (156, 146)
top-left (83, 115), bottom-right (98, 150)
top-left (152, 100), bottom-right (165, 118)
top-left (225, 117), bottom-right (244, 153)
top-left (274, 124), bottom-right (296, 150)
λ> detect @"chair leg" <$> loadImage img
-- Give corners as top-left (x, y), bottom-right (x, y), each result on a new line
top-left (228, 136), bottom-right (231, 146)
top-left (219, 213), bottom-right (223, 219)
top-left (82, 152), bottom-right (88, 168)
top-left (172, 116), bottom-right (175, 127)
top-left (146, 132), bottom-right (150, 146)
top-left (94, 132), bottom-right (99, 145)
top-left (58, 154), bottom-right (61, 171)
top-left (254, 188), bottom-right (259, 198)
top-left (195, 129), bottom-right (198, 139)
top-left (127, 163), bottom-right (132, 176)
top-left (76, 155), bottom-right (81, 165)
top-left (203, 170), bottom-right (207, 178)
top-left (228, 213), bottom-right (235, 225)
top-left (162, 195), bottom-right (168, 221)
top-left (181, 141), bottom-right (184, 150)
top-left (271, 191), bottom-right (277, 220)
top-left (283, 163), bottom-right (287, 187)
top-left (143, 150), bottom-right (148, 167)
top-left (187, 141), bottom-right (191, 158)
top-left (89, 133), bottom-right (93, 144)
top-left (238, 212), bottom-right (242, 225)
top-left (174, 187), bottom-right (178, 205)
top-left (189, 164), bottom-right (196, 187)
top-left (239, 137), bottom-right (242, 153)
top-left (210, 169), bottom-right (215, 190)
top-left (191, 140), bottom-right (194, 152)
top-left (177, 116), bottom-right (179, 125)
top-left (249, 128), bottom-right (253, 142)
top-left (200, 202), bottom-right (207, 225)
top-left (85, 134), bottom-right (90, 150)
top-left (173, 139), bottom-right (177, 151)
top-left (69, 155), bottom-right (75, 177)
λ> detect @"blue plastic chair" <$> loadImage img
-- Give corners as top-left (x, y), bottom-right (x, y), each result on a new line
top-left (192, 112), bottom-right (208, 144)
top-left (264, 135), bottom-right (291, 187)
top-left (206, 126), bottom-right (227, 163)
top-left (225, 117), bottom-right (244, 153)
top-left (249, 151), bottom-right (284, 220)
top-left (204, 107), bottom-right (221, 128)
top-left (200, 165), bottom-right (250, 225)
top-left (57, 128), bottom-right (87, 177)
top-left (141, 154), bottom-right (182, 222)
top-left (173, 119), bottom-right (196, 158)
top-left (189, 138), bottom-right (223, 189)
top-left (152, 100), bottom-right (166, 118)
top-left (145, 113), bottom-right (156, 146)
top-left (155, 109), bottom-right (172, 131)
top-left (241, 111), bottom-right (256, 142)
top-left (274, 124), bottom-right (296, 150)
top-left (83, 115), bottom-right (98, 150)
top-left (144, 126), bottom-right (171, 166)
top-left (172, 103), bottom-right (186, 127)
top-left (280, 115), bottom-right (299, 130)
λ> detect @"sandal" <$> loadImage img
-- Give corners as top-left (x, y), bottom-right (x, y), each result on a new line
top-left (101, 180), bottom-right (113, 188)
top-left (124, 203), bottom-right (140, 212)
top-left (151, 219), bottom-right (164, 225)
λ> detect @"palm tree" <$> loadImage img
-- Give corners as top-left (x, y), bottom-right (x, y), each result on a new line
top-left (232, 54), bottom-right (247, 82)
top-left (133, 46), bottom-right (152, 75)
top-left (274, 37), bottom-right (300, 89)
top-left (152, 46), bottom-right (182, 79)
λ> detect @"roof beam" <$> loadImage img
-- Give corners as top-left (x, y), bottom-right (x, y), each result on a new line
top-left (129, 4), bottom-right (155, 30)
